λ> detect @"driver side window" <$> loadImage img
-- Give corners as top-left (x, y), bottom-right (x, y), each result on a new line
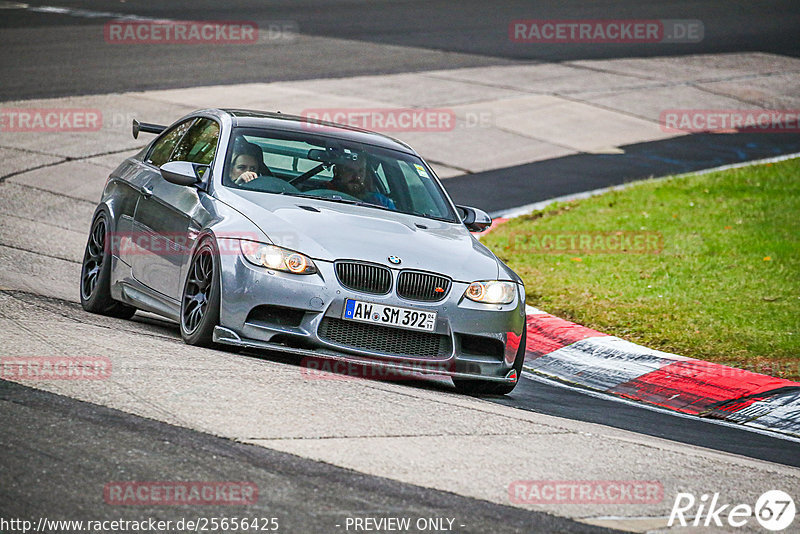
top-left (170, 118), bottom-right (220, 165)
top-left (146, 119), bottom-right (195, 167)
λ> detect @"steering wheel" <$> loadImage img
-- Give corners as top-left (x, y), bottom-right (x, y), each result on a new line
top-left (240, 175), bottom-right (301, 194)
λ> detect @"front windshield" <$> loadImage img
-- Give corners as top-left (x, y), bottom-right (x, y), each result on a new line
top-left (223, 128), bottom-right (457, 222)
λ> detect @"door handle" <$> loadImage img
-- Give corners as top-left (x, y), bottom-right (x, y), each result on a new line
top-left (142, 185), bottom-right (153, 198)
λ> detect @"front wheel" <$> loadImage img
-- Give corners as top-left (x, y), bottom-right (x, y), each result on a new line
top-left (180, 238), bottom-right (221, 347)
top-left (453, 323), bottom-right (526, 396)
top-left (80, 212), bottom-right (136, 319)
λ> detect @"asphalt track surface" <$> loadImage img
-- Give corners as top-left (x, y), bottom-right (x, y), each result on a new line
top-left (3, 1), bottom-right (800, 215)
top-left (2, 1), bottom-right (800, 531)
top-left (1, 0), bottom-right (800, 101)
top-left (448, 132), bottom-right (800, 213)
top-left (501, 376), bottom-right (800, 469)
top-left (0, 379), bottom-right (615, 533)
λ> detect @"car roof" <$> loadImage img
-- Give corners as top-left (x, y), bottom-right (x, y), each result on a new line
top-left (216, 108), bottom-right (417, 155)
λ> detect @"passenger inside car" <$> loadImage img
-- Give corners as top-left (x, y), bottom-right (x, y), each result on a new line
top-left (330, 155), bottom-right (396, 209)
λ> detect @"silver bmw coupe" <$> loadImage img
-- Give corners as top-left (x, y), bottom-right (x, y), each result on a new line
top-left (80, 109), bottom-right (526, 394)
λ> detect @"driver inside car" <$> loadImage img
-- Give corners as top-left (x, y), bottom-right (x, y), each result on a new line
top-left (330, 155), bottom-right (396, 210)
top-left (230, 139), bottom-right (266, 185)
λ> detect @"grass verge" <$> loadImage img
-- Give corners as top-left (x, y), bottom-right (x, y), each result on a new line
top-left (482, 158), bottom-right (800, 380)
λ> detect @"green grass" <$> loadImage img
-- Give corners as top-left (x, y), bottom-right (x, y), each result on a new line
top-left (482, 158), bottom-right (800, 380)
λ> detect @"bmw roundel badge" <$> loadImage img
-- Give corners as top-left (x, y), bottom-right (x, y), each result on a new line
top-left (388, 256), bottom-right (402, 265)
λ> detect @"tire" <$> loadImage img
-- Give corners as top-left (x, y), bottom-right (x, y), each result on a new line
top-left (80, 211), bottom-right (136, 319)
top-left (453, 323), bottom-right (526, 396)
top-left (180, 238), bottom-right (221, 347)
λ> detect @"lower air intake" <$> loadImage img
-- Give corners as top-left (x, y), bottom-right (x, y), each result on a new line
top-left (318, 317), bottom-right (451, 359)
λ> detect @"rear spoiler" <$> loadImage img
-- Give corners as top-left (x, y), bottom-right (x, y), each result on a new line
top-left (132, 119), bottom-right (166, 139)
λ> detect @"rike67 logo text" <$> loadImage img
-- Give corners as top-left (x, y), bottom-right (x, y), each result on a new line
top-left (669, 490), bottom-right (795, 531)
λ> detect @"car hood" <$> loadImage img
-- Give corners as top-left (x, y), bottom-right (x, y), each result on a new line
top-left (217, 189), bottom-right (500, 282)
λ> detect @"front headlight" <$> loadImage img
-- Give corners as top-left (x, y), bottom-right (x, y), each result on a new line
top-left (464, 281), bottom-right (517, 304)
top-left (239, 241), bottom-right (317, 275)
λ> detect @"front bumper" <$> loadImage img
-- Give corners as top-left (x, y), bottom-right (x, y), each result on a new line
top-left (216, 249), bottom-right (526, 381)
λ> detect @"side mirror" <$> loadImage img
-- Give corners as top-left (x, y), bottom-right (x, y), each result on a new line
top-left (457, 205), bottom-right (492, 232)
top-left (159, 161), bottom-right (208, 187)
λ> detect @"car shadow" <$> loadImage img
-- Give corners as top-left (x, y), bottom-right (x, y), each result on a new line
top-left (128, 310), bottom-right (498, 397)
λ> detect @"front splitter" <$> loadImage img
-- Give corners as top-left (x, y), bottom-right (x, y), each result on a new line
top-left (213, 326), bottom-right (514, 383)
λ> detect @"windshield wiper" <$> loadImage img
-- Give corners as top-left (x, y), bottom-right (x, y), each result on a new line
top-left (296, 194), bottom-right (372, 207)
top-left (297, 194), bottom-right (408, 214)
top-left (413, 211), bottom-right (457, 223)
top-left (287, 193), bottom-right (455, 221)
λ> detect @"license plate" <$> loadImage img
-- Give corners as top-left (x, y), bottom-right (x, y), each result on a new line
top-left (343, 299), bottom-right (437, 332)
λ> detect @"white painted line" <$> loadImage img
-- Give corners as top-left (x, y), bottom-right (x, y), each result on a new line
top-left (674, 151), bottom-right (800, 177)
top-left (520, 371), bottom-right (800, 443)
top-left (7, 2), bottom-right (166, 21)
top-left (494, 186), bottom-right (631, 219)
top-left (492, 151), bottom-right (800, 218)
top-left (6, 2), bottom-right (294, 44)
